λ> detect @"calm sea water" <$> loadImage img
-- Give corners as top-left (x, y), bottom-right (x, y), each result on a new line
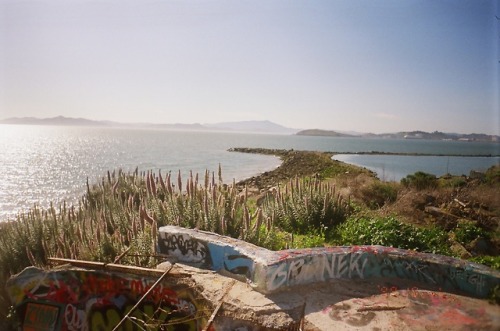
top-left (1, 125), bottom-right (499, 220)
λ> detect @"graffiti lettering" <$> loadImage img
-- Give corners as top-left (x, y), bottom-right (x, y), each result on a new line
top-left (158, 233), bottom-right (210, 265)
top-left (268, 252), bottom-right (368, 291)
top-left (450, 268), bottom-right (486, 293)
top-left (380, 258), bottom-right (437, 285)
top-left (65, 304), bottom-right (87, 331)
top-left (80, 274), bottom-right (127, 296)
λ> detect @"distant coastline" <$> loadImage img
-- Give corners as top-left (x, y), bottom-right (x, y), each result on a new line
top-left (1, 116), bottom-right (498, 142)
top-left (296, 129), bottom-right (499, 143)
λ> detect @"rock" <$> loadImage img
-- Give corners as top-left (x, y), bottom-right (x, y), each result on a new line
top-left (467, 237), bottom-right (492, 256)
top-left (449, 241), bottom-right (472, 259)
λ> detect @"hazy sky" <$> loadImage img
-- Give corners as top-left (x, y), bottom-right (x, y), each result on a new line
top-left (1, 0), bottom-right (499, 134)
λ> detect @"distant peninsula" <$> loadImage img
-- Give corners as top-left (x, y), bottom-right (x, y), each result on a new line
top-left (295, 129), bottom-right (355, 137)
top-left (296, 129), bottom-right (499, 143)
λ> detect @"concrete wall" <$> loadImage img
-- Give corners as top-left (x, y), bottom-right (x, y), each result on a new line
top-left (158, 226), bottom-right (500, 298)
top-left (6, 266), bottom-right (210, 331)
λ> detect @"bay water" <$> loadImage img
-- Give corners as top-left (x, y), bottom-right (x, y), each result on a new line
top-left (1, 125), bottom-right (499, 220)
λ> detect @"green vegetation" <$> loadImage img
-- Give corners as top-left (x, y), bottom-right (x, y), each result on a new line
top-left (0, 158), bottom-right (498, 322)
top-left (0, 168), bottom-right (351, 320)
top-left (485, 165), bottom-right (500, 184)
top-left (360, 182), bottom-right (398, 209)
top-left (401, 171), bottom-right (438, 190)
top-left (453, 219), bottom-right (488, 246)
top-left (438, 176), bottom-right (467, 188)
top-left (334, 216), bottom-right (451, 255)
top-left (260, 177), bottom-right (350, 239)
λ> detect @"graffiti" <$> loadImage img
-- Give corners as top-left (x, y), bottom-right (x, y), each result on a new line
top-left (155, 226), bottom-right (500, 297)
top-left (89, 301), bottom-right (197, 331)
top-left (325, 303), bottom-right (376, 327)
top-left (64, 304), bottom-right (87, 331)
top-left (7, 267), bottom-right (208, 331)
top-left (24, 302), bottom-right (60, 331)
top-left (450, 267), bottom-right (486, 293)
top-left (379, 258), bottom-right (437, 285)
top-left (8, 226), bottom-right (500, 329)
top-left (158, 232), bottom-right (211, 266)
top-left (267, 252), bottom-right (368, 291)
top-left (223, 254), bottom-right (253, 277)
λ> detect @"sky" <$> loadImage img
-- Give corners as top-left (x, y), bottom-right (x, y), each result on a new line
top-left (0, 0), bottom-right (499, 135)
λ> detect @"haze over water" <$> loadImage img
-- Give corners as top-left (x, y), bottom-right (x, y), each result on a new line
top-left (1, 125), bottom-right (499, 220)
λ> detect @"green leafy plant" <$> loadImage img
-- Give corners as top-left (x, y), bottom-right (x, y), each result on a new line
top-left (453, 219), bottom-right (487, 245)
top-left (401, 171), bottom-right (438, 190)
top-left (335, 216), bottom-right (450, 255)
top-left (484, 165), bottom-right (500, 185)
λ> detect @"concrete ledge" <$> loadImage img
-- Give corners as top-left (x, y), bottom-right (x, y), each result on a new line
top-left (158, 226), bottom-right (500, 298)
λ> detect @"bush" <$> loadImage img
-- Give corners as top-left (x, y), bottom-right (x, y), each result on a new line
top-left (453, 219), bottom-right (487, 245)
top-left (439, 176), bottom-right (467, 188)
top-left (401, 171), bottom-right (438, 190)
top-left (335, 216), bottom-right (450, 255)
top-left (361, 182), bottom-right (398, 209)
top-left (484, 165), bottom-right (500, 185)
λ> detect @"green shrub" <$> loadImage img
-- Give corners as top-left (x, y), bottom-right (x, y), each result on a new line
top-left (453, 219), bottom-right (487, 245)
top-left (484, 165), bottom-right (500, 185)
top-left (439, 176), bottom-right (467, 188)
top-left (401, 171), bottom-right (438, 190)
top-left (335, 216), bottom-right (450, 255)
top-left (361, 182), bottom-right (398, 209)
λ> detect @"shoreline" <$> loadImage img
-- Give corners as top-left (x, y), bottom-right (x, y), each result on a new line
top-left (229, 147), bottom-right (372, 191)
top-left (332, 151), bottom-right (500, 157)
top-left (229, 147), bottom-right (500, 158)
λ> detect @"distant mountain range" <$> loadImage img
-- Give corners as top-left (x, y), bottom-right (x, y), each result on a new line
top-left (1, 116), bottom-right (498, 142)
top-left (0, 116), bottom-right (298, 134)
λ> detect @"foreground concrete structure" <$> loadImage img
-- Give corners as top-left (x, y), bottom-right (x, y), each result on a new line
top-left (6, 226), bottom-right (500, 330)
top-left (158, 226), bottom-right (500, 299)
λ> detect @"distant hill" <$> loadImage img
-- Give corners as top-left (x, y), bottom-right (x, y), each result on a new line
top-left (297, 129), bottom-right (499, 143)
top-left (296, 129), bottom-right (356, 137)
top-left (0, 116), bottom-right (298, 134)
top-left (2, 117), bottom-right (498, 141)
top-left (205, 120), bottom-right (299, 134)
top-left (0, 116), bottom-right (112, 126)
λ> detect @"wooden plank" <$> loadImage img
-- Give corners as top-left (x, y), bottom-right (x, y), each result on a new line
top-left (48, 257), bottom-right (188, 278)
top-left (48, 257), bottom-right (106, 269)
